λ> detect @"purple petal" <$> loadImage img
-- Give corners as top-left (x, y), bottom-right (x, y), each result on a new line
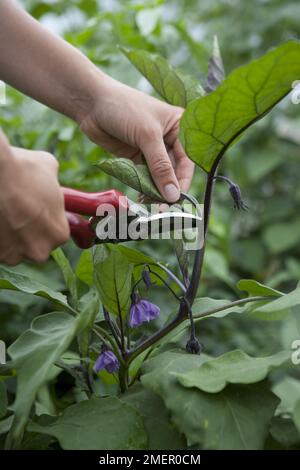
top-left (129, 299), bottom-right (160, 328)
top-left (93, 350), bottom-right (119, 374)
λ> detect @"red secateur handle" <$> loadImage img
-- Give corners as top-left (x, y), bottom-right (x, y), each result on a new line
top-left (62, 187), bottom-right (127, 249)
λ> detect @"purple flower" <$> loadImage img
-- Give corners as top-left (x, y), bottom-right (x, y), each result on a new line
top-left (93, 350), bottom-right (120, 374)
top-left (129, 296), bottom-right (160, 328)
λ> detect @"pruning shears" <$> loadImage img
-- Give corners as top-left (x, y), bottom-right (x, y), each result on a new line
top-left (63, 187), bottom-right (202, 249)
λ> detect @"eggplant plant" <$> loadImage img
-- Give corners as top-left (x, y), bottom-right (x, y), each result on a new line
top-left (1, 39), bottom-right (300, 451)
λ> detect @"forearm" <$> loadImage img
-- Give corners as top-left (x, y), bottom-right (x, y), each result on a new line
top-left (0, 0), bottom-right (109, 122)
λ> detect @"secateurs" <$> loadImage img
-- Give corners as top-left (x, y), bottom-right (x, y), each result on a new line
top-left (63, 187), bottom-right (203, 249)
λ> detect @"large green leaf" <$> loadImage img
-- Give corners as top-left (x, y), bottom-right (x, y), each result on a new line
top-left (97, 157), bottom-right (164, 202)
top-left (29, 396), bottom-right (147, 450)
top-left (122, 384), bottom-right (185, 450)
top-left (122, 48), bottom-right (204, 107)
top-left (6, 294), bottom-right (97, 448)
top-left (177, 349), bottom-right (290, 393)
top-left (93, 245), bottom-right (133, 318)
top-left (180, 41), bottom-right (300, 172)
top-left (0, 266), bottom-right (70, 310)
top-left (141, 349), bottom-right (278, 449)
top-left (0, 382), bottom-right (7, 419)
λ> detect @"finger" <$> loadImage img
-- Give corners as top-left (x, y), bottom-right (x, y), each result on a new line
top-left (141, 134), bottom-right (180, 203)
top-left (173, 139), bottom-right (194, 193)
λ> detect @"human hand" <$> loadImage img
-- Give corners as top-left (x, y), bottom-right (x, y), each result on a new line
top-left (79, 77), bottom-right (194, 203)
top-left (0, 130), bottom-right (69, 265)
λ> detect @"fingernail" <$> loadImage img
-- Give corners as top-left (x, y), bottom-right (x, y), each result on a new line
top-left (164, 184), bottom-right (180, 202)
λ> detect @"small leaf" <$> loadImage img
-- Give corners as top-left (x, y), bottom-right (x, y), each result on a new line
top-left (205, 35), bottom-right (225, 93)
top-left (0, 382), bottom-right (7, 419)
top-left (237, 279), bottom-right (282, 297)
top-left (180, 41), bottom-right (300, 172)
top-left (93, 245), bottom-right (133, 318)
top-left (0, 265), bottom-right (70, 309)
top-left (28, 396), bottom-right (147, 450)
top-left (122, 48), bottom-right (204, 107)
top-left (177, 349), bottom-right (290, 393)
top-left (97, 157), bottom-right (164, 202)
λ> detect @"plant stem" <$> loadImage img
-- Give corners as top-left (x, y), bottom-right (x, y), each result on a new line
top-left (103, 307), bottom-right (123, 351)
top-left (118, 364), bottom-right (129, 393)
top-left (193, 295), bottom-right (273, 320)
top-left (156, 262), bottom-right (187, 293)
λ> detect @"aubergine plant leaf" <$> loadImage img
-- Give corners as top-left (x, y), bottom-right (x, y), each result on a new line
top-left (0, 266), bottom-right (70, 310)
top-left (122, 384), bottom-right (186, 450)
top-left (6, 293), bottom-right (99, 449)
top-left (28, 396), bottom-right (147, 450)
top-left (180, 41), bottom-right (300, 172)
top-left (205, 35), bottom-right (225, 93)
top-left (141, 349), bottom-right (278, 449)
top-left (93, 245), bottom-right (133, 318)
top-left (177, 349), bottom-right (291, 393)
top-left (121, 47), bottom-right (205, 107)
top-left (97, 157), bottom-right (164, 202)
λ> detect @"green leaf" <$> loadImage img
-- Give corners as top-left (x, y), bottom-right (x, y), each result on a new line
top-left (97, 157), bottom-right (164, 202)
top-left (52, 248), bottom-right (78, 308)
top-left (122, 48), bottom-right (204, 107)
top-left (93, 245), bottom-right (133, 318)
top-left (0, 265), bottom-right (70, 310)
top-left (294, 400), bottom-right (300, 434)
top-left (177, 349), bottom-right (290, 393)
top-left (257, 287), bottom-right (300, 313)
top-left (180, 41), bottom-right (300, 172)
top-left (141, 349), bottom-right (279, 449)
top-left (28, 396), bottom-right (147, 450)
top-left (0, 382), bottom-right (7, 419)
top-left (237, 279), bottom-right (282, 297)
top-left (206, 35), bottom-right (225, 93)
top-left (6, 300), bottom-right (95, 448)
top-left (75, 248), bottom-right (93, 286)
top-left (122, 384), bottom-right (185, 450)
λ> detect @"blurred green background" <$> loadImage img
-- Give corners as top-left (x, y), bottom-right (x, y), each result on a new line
top-left (1, 0), bottom-right (300, 358)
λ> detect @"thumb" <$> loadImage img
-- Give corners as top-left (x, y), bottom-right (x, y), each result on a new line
top-left (141, 136), bottom-right (180, 203)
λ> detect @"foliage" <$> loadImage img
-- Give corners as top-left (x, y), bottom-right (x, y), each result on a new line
top-left (0, 0), bottom-right (300, 451)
